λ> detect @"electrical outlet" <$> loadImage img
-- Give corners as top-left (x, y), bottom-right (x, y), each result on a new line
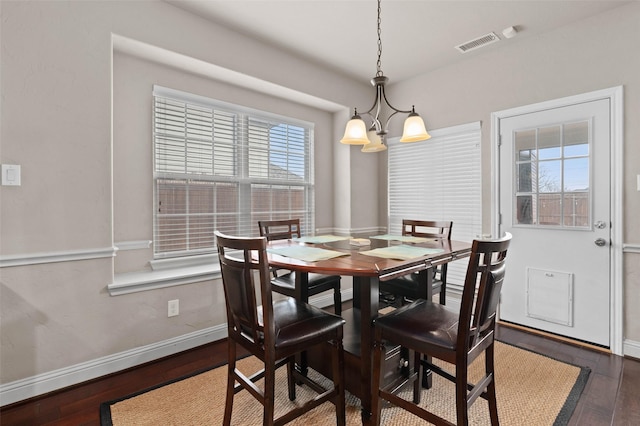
top-left (168, 299), bottom-right (179, 317)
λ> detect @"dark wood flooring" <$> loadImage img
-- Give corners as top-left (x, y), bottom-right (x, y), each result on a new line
top-left (1, 302), bottom-right (638, 425)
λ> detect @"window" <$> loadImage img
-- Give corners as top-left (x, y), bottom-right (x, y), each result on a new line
top-left (153, 86), bottom-right (314, 259)
top-left (387, 122), bottom-right (482, 289)
top-left (514, 121), bottom-right (590, 228)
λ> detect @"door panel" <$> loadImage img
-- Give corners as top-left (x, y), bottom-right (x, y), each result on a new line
top-left (498, 99), bottom-right (610, 347)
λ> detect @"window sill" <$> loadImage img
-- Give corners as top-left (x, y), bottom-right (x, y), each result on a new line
top-left (108, 263), bottom-right (221, 296)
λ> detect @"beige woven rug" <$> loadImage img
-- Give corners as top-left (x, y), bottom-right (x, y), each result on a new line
top-left (102, 342), bottom-right (589, 425)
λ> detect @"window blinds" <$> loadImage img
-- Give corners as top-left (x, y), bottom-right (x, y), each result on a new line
top-left (153, 86), bottom-right (314, 259)
top-left (387, 122), bottom-right (482, 289)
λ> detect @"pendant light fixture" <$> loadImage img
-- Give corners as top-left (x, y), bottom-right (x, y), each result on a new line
top-left (340, 0), bottom-right (431, 151)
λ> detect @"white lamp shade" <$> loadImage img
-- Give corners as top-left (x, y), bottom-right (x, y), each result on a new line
top-left (399, 114), bottom-right (431, 143)
top-left (340, 117), bottom-right (371, 145)
top-left (361, 131), bottom-right (387, 152)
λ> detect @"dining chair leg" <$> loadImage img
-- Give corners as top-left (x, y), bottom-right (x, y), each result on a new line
top-left (332, 339), bottom-right (346, 426)
top-left (370, 332), bottom-right (385, 426)
top-left (264, 363), bottom-right (276, 426)
top-left (455, 367), bottom-right (469, 426)
top-left (412, 350), bottom-right (421, 404)
top-left (223, 342), bottom-right (236, 426)
top-left (287, 357), bottom-right (296, 401)
top-left (486, 345), bottom-right (500, 425)
top-left (421, 356), bottom-right (433, 389)
top-left (439, 283), bottom-right (447, 305)
top-left (333, 285), bottom-right (342, 316)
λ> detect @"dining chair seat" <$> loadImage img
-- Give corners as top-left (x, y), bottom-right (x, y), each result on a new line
top-left (374, 299), bottom-right (458, 358)
top-left (268, 298), bottom-right (346, 349)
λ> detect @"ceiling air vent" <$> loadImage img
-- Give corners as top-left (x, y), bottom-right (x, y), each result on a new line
top-left (455, 32), bottom-right (500, 53)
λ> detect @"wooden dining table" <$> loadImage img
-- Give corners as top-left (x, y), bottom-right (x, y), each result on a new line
top-left (265, 234), bottom-right (472, 424)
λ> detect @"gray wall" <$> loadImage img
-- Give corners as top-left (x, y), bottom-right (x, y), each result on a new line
top-left (0, 0), bottom-right (372, 388)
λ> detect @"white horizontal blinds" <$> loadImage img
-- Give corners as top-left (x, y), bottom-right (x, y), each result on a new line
top-left (248, 117), bottom-right (314, 234)
top-left (153, 86), bottom-right (314, 259)
top-left (388, 122), bottom-right (482, 289)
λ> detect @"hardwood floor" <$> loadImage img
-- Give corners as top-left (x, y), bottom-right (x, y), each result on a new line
top-left (495, 325), bottom-right (639, 426)
top-left (1, 302), bottom-right (638, 425)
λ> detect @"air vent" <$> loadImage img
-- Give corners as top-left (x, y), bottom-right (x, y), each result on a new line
top-left (455, 32), bottom-right (500, 53)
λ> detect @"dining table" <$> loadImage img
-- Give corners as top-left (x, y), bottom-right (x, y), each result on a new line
top-left (265, 233), bottom-right (472, 424)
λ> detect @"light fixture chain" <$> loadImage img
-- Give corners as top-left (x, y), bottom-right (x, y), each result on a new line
top-left (376, 0), bottom-right (383, 77)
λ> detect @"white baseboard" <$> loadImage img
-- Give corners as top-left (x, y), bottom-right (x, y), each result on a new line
top-left (623, 338), bottom-right (640, 359)
top-left (0, 324), bottom-right (228, 407)
top-left (0, 289), bottom-right (354, 407)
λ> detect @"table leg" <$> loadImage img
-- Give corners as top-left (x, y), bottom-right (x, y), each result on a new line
top-left (355, 275), bottom-right (379, 424)
top-left (295, 272), bottom-right (310, 378)
top-left (419, 268), bottom-right (434, 389)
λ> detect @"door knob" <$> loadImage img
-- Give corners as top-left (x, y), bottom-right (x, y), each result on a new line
top-left (594, 238), bottom-right (607, 247)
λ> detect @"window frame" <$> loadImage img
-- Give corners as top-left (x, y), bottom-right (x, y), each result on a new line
top-left (152, 86), bottom-right (315, 261)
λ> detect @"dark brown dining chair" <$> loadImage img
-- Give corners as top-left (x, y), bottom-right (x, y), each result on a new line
top-left (215, 231), bottom-right (346, 426)
top-left (380, 219), bottom-right (453, 306)
top-left (371, 233), bottom-right (512, 426)
top-left (258, 219), bottom-right (342, 315)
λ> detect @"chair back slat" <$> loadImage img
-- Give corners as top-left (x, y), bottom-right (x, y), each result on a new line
top-left (401, 219), bottom-right (452, 240)
top-left (458, 234), bottom-right (511, 351)
top-left (258, 219), bottom-right (302, 241)
top-left (215, 231), bottom-right (275, 346)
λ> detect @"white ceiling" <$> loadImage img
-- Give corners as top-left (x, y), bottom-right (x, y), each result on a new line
top-left (166, 0), bottom-right (629, 84)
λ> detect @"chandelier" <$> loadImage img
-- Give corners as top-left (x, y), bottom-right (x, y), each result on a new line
top-left (340, 0), bottom-right (431, 152)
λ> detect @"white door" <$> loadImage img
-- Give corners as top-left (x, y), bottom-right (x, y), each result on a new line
top-left (498, 99), bottom-right (611, 347)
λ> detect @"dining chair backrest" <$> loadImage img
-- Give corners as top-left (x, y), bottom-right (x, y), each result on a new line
top-left (458, 233), bottom-right (511, 352)
top-left (401, 219), bottom-right (452, 240)
top-left (215, 231), bottom-right (275, 349)
top-left (258, 218), bottom-right (302, 241)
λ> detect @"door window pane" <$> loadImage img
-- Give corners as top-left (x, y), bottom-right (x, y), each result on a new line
top-left (539, 193), bottom-right (562, 226)
top-left (564, 157), bottom-right (589, 191)
top-left (538, 126), bottom-right (561, 160)
top-left (563, 192), bottom-right (589, 227)
top-left (516, 195), bottom-right (535, 225)
top-left (515, 129), bottom-right (535, 161)
top-left (539, 160), bottom-right (561, 192)
top-left (517, 163), bottom-right (534, 192)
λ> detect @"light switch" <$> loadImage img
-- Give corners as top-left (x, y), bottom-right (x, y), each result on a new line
top-left (2, 164), bottom-right (21, 186)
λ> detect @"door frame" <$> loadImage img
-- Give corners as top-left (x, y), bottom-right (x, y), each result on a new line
top-left (490, 86), bottom-right (623, 355)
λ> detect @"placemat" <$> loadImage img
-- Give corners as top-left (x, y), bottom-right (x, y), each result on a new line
top-left (360, 245), bottom-right (444, 260)
top-left (267, 245), bottom-right (349, 262)
top-left (370, 234), bottom-right (434, 243)
top-left (293, 235), bottom-right (350, 244)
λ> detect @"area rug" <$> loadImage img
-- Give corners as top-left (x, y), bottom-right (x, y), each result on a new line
top-left (100, 341), bottom-right (589, 425)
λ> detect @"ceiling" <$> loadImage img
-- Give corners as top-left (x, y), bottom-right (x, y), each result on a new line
top-left (166, 0), bottom-right (629, 84)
